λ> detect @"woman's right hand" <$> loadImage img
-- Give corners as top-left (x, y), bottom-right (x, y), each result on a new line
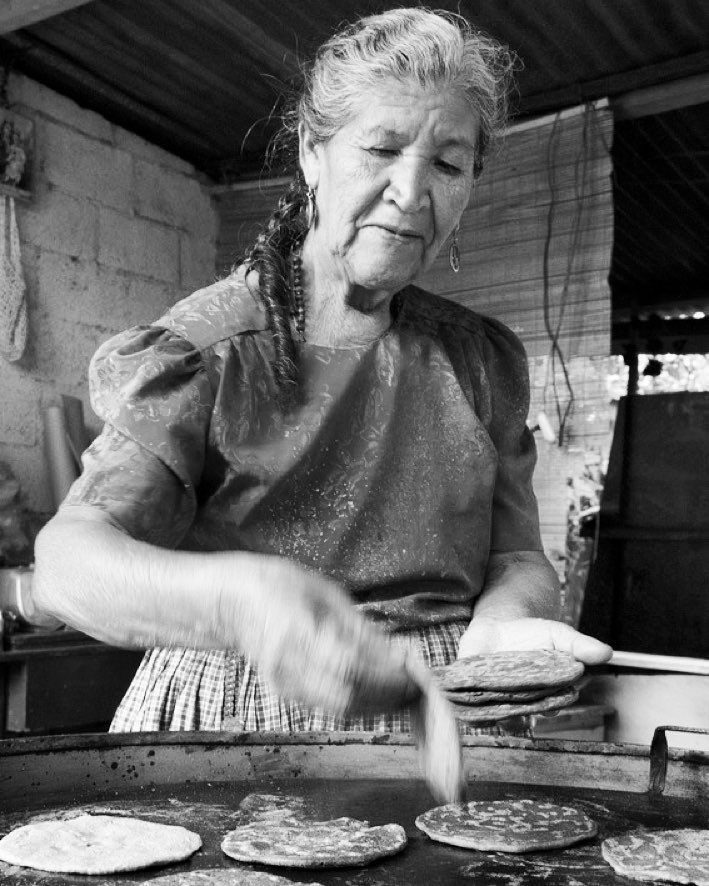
top-left (227, 556), bottom-right (422, 717)
top-left (234, 558), bottom-right (464, 803)
top-left (34, 510), bottom-right (420, 719)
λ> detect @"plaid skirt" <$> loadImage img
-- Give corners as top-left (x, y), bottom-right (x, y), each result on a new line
top-left (110, 620), bottom-right (506, 736)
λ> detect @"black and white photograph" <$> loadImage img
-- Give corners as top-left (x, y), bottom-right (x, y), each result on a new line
top-left (0, 2), bottom-right (707, 884)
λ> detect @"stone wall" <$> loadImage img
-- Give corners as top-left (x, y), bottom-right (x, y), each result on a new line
top-left (0, 74), bottom-right (217, 519)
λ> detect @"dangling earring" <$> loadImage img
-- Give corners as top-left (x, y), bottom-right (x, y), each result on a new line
top-left (449, 225), bottom-right (460, 273)
top-left (305, 186), bottom-right (317, 230)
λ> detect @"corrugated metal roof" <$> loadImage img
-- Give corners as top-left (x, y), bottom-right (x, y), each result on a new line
top-left (0, 0), bottom-right (708, 319)
top-left (3, 0), bottom-right (707, 175)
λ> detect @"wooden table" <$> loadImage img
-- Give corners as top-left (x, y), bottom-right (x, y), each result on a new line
top-left (0, 622), bottom-right (142, 736)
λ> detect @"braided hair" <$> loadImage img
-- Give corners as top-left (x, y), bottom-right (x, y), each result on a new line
top-left (243, 8), bottom-right (515, 404)
top-left (244, 175), bottom-right (308, 406)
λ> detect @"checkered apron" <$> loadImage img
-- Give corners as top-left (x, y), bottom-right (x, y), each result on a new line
top-left (111, 621), bottom-right (512, 736)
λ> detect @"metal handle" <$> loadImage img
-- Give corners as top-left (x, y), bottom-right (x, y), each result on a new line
top-left (649, 724), bottom-right (709, 795)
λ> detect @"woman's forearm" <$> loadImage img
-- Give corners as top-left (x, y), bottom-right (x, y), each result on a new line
top-left (32, 505), bottom-right (424, 714)
top-left (32, 505), bottom-right (272, 650)
top-left (472, 550), bottom-right (561, 622)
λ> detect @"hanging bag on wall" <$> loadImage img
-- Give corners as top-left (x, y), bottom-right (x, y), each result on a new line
top-left (0, 194), bottom-right (27, 362)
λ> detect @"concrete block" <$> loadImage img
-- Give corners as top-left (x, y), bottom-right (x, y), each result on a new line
top-left (114, 126), bottom-right (194, 175)
top-left (0, 369), bottom-right (39, 446)
top-left (28, 301), bottom-right (108, 391)
top-left (134, 159), bottom-right (217, 234)
top-left (0, 441), bottom-right (52, 515)
top-left (42, 120), bottom-right (132, 212)
top-left (98, 208), bottom-right (180, 283)
top-left (125, 277), bottom-right (184, 324)
top-left (18, 189), bottom-right (97, 260)
top-left (35, 254), bottom-right (183, 331)
top-left (11, 74), bottom-right (114, 143)
top-left (35, 253), bottom-right (135, 328)
top-left (180, 231), bottom-right (217, 292)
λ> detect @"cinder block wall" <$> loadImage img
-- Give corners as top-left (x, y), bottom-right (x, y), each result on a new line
top-left (0, 74), bottom-right (218, 519)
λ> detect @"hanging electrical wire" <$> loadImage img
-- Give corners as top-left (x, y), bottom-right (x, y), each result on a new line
top-left (541, 103), bottom-right (595, 446)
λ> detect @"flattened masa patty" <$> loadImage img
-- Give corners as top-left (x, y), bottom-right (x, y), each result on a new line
top-left (602, 829), bottom-right (709, 885)
top-left (449, 686), bottom-right (580, 724)
top-left (143, 870), bottom-right (325, 886)
top-left (231, 794), bottom-right (309, 826)
top-left (415, 799), bottom-right (598, 852)
top-left (221, 816), bottom-right (407, 869)
top-left (432, 649), bottom-right (584, 692)
top-left (0, 814), bottom-right (202, 875)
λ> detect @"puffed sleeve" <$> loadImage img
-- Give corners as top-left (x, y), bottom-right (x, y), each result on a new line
top-left (480, 318), bottom-right (543, 552)
top-left (61, 325), bottom-right (213, 547)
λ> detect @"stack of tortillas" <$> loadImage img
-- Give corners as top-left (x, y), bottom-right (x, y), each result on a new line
top-left (431, 649), bottom-right (584, 725)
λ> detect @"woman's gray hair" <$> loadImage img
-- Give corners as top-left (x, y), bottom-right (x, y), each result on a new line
top-left (295, 7), bottom-right (516, 177)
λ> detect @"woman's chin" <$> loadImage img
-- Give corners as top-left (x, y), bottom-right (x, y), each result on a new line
top-left (342, 234), bottom-right (427, 293)
top-left (348, 261), bottom-right (421, 296)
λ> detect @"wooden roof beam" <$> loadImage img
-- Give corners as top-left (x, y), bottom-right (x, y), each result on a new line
top-left (0, 0), bottom-right (97, 35)
top-left (519, 50), bottom-right (709, 119)
top-left (611, 72), bottom-right (709, 121)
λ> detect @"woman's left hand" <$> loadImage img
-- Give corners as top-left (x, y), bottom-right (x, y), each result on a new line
top-left (457, 615), bottom-right (613, 665)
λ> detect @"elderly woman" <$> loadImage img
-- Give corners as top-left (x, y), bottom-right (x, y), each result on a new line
top-left (33, 7), bottom-right (611, 734)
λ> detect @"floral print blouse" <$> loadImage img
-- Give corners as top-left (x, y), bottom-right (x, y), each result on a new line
top-left (63, 271), bottom-right (543, 632)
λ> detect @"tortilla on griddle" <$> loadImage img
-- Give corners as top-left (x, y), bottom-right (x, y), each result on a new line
top-left (232, 794), bottom-right (309, 825)
top-left (0, 813), bottom-right (202, 875)
top-left (415, 798), bottom-right (598, 852)
top-left (601, 828), bottom-right (709, 885)
top-left (449, 686), bottom-right (579, 724)
top-left (143, 871), bottom-right (325, 886)
top-left (221, 816), bottom-right (407, 868)
top-left (432, 649), bottom-right (584, 692)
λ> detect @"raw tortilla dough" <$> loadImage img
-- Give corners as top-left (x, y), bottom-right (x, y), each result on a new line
top-left (0, 813), bottom-right (202, 874)
top-left (143, 871), bottom-right (325, 886)
top-left (232, 793), bottom-right (308, 825)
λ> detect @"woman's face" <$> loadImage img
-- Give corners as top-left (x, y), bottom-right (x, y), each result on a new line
top-left (300, 78), bottom-right (480, 296)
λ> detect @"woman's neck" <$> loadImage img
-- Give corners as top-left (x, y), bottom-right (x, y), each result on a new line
top-left (298, 244), bottom-right (395, 348)
top-left (305, 290), bottom-right (394, 347)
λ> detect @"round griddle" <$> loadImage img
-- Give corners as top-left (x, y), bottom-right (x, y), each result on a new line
top-left (1, 727), bottom-right (707, 886)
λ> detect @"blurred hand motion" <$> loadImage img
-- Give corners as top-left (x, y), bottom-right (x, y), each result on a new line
top-left (243, 562), bottom-right (421, 716)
